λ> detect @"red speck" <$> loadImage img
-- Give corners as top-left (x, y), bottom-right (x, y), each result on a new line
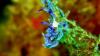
top-left (32, 15), bottom-right (44, 30)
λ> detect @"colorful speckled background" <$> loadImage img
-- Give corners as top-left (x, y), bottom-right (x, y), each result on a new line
top-left (0, 0), bottom-right (100, 56)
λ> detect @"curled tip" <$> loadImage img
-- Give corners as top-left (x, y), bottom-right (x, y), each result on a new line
top-left (41, 21), bottom-right (49, 25)
top-left (43, 40), bottom-right (59, 48)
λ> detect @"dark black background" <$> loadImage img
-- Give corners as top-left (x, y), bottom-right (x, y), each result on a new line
top-left (0, 0), bottom-right (13, 23)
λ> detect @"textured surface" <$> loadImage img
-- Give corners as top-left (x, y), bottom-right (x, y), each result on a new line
top-left (0, 0), bottom-right (100, 56)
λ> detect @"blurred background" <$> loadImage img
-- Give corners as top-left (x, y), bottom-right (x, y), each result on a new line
top-left (0, 0), bottom-right (100, 56)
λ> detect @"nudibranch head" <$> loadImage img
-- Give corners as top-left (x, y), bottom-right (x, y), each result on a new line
top-left (42, 21), bottom-right (69, 48)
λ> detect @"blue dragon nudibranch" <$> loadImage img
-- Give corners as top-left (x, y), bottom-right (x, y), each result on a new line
top-left (41, 0), bottom-right (69, 48)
